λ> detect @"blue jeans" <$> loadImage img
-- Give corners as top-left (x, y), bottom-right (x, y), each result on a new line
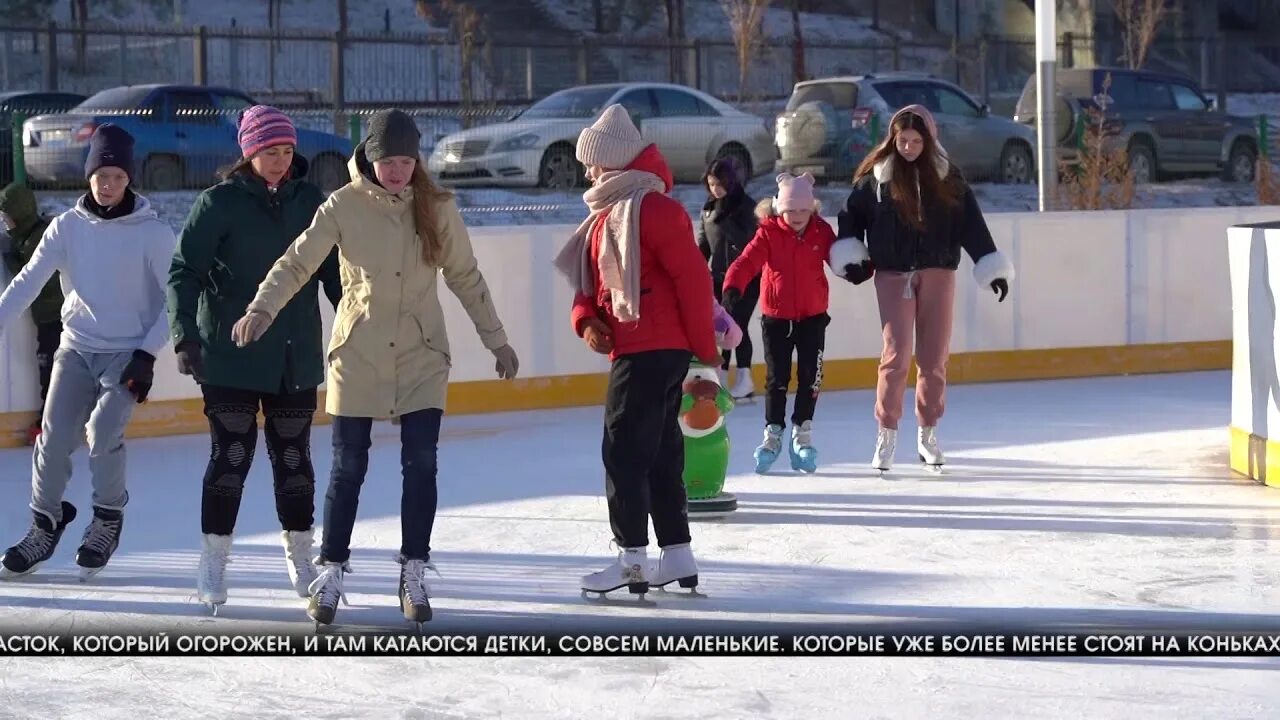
top-left (320, 408), bottom-right (443, 564)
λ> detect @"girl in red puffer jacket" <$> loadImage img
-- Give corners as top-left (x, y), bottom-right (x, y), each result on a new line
top-left (723, 172), bottom-right (868, 474)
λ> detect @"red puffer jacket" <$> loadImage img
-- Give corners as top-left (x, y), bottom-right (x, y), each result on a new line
top-left (569, 144), bottom-right (720, 364)
top-left (723, 199), bottom-right (838, 321)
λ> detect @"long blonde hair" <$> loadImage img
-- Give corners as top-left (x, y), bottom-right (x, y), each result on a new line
top-left (410, 161), bottom-right (451, 267)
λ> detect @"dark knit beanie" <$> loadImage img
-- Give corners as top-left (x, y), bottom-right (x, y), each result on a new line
top-left (364, 110), bottom-right (421, 162)
top-left (84, 123), bottom-right (135, 181)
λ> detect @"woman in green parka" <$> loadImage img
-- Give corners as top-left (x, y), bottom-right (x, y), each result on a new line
top-left (0, 183), bottom-right (62, 445)
top-left (167, 106), bottom-right (341, 613)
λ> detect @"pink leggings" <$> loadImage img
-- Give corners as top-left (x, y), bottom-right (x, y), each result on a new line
top-left (873, 269), bottom-right (956, 430)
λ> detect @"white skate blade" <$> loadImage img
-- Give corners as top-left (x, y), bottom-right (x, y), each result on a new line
top-left (922, 463), bottom-right (944, 475)
top-left (656, 586), bottom-right (708, 598)
top-left (78, 566), bottom-right (104, 582)
top-left (199, 597), bottom-right (227, 616)
top-left (581, 589), bottom-right (656, 606)
top-left (653, 576), bottom-right (706, 597)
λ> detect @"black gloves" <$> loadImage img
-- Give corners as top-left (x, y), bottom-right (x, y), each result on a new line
top-left (991, 278), bottom-right (1009, 302)
top-left (721, 286), bottom-right (741, 315)
top-left (120, 350), bottom-right (156, 403)
top-left (175, 340), bottom-right (207, 384)
top-left (842, 262), bottom-right (874, 285)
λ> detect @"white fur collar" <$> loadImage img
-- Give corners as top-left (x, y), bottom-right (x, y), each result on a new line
top-left (872, 154), bottom-right (950, 185)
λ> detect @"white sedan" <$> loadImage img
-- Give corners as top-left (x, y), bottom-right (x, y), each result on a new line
top-left (427, 83), bottom-right (777, 189)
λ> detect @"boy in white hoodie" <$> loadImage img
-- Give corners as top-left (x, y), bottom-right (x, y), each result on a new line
top-left (0, 124), bottom-right (175, 580)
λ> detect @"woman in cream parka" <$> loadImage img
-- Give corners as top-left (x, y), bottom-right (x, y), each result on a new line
top-left (232, 109), bottom-right (519, 629)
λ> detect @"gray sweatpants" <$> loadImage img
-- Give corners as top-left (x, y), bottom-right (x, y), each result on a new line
top-left (31, 347), bottom-right (136, 523)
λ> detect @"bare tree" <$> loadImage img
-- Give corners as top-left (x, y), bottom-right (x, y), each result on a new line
top-left (661, 0), bottom-right (686, 81)
top-left (70, 0), bottom-right (86, 73)
top-left (1059, 74), bottom-right (1136, 210)
top-left (416, 0), bottom-right (491, 129)
top-left (662, 0), bottom-right (683, 39)
top-left (726, 0), bottom-right (771, 102)
top-left (1111, 0), bottom-right (1169, 69)
top-left (790, 0), bottom-right (806, 84)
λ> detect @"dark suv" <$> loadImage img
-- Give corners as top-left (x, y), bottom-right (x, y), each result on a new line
top-left (1014, 67), bottom-right (1260, 183)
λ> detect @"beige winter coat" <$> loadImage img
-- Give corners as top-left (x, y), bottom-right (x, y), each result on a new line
top-left (247, 150), bottom-right (507, 419)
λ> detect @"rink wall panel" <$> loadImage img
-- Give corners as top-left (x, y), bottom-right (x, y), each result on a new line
top-left (1227, 220), bottom-right (1280, 487)
top-left (0, 204), bottom-right (1273, 447)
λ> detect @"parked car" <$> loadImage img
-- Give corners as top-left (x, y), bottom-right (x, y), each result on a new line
top-left (775, 72), bottom-right (1037, 184)
top-left (0, 90), bottom-right (86, 185)
top-left (22, 84), bottom-right (353, 192)
top-left (426, 83), bottom-right (778, 189)
top-left (1013, 67), bottom-right (1260, 184)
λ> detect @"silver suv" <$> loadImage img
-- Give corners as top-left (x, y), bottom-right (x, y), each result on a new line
top-left (775, 73), bottom-right (1038, 184)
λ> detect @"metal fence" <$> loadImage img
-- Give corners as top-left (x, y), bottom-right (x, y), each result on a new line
top-left (3, 22), bottom-right (1279, 113)
top-left (0, 21), bottom-right (1277, 211)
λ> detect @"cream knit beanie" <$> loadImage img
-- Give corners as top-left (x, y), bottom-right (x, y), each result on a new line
top-left (576, 104), bottom-right (648, 170)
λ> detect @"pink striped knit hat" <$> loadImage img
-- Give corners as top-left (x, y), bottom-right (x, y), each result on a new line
top-left (237, 105), bottom-right (297, 159)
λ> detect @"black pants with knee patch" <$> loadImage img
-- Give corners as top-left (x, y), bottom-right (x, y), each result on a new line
top-left (200, 384), bottom-right (318, 535)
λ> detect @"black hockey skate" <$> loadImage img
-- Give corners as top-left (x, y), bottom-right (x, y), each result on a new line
top-left (76, 506), bottom-right (123, 581)
top-left (308, 561), bottom-right (349, 630)
top-left (0, 502), bottom-right (77, 579)
top-left (397, 557), bottom-right (436, 631)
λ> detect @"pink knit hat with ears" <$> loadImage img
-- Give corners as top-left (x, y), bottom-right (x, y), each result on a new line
top-left (775, 171), bottom-right (817, 213)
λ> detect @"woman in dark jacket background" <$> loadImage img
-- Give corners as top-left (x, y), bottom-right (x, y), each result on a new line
top-left (0, 183), bottom-right (62, 445)
top-left (168, 105), bottom-right (341, 613)
top-left (836, 104), bottom-right (1014, 475)
top-left (697, 156), bottom-right (758, 400)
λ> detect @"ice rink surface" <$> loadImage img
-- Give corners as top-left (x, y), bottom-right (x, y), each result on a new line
top-left (0, 370), bottom-right (1277, 718)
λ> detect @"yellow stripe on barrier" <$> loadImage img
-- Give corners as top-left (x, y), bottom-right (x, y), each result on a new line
top-left (0, 340), bottom-right (1231, 449)
top-left (1229, 425), bottom-right (1280, 488)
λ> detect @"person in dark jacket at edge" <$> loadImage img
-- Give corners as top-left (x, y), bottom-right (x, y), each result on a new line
top-left (555, 104), bottom-right (721, 599)
top-left (167, 105), bottom-right (342, 614)
top-left (836, 104), bottom-right (1015, 475)
top-left (0, 183), bottom-right (63, 445)
top-left (697, 156), bottom-right (759, 401)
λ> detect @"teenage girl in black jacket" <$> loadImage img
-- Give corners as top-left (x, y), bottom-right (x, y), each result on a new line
top-left (836, 104), bottom-right (1014, 474)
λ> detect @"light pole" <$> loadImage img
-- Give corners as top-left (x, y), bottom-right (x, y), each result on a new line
top-left (1035, 0), bottom-right (1057, 211)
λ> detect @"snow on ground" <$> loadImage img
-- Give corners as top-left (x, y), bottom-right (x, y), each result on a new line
top-left (59, 0), bottom-right (432, 35)
top-left (1, 371), bottom-right (1279, 716)
top-left (534, 0), bottom-right (953, 97)
top-left (536, 0), bottom-right (928, 44)
top-left (1228, 93), bottom-right (1280, 116)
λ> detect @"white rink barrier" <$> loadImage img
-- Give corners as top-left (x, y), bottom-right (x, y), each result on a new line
top-left (0, 204), bottom-right (1274, 446)
top-left (1229, 219), bottom-right (1280, 486)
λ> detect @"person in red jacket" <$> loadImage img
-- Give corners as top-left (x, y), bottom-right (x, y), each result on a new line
top-left (723, 172), bottom-right (869, 474)
top-left (554, 104), bottom-right (720, 599)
